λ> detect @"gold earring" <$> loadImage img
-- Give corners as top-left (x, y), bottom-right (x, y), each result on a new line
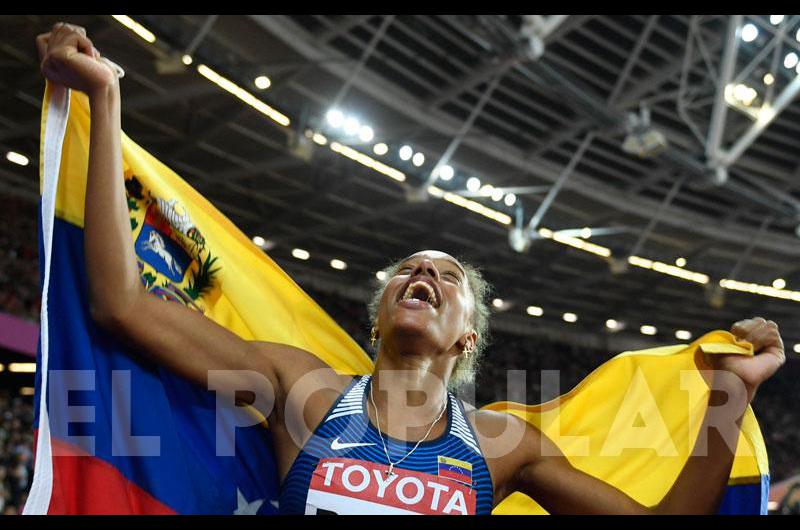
top-left (370, 327), bottom-right (378, 347)
top-left (462, 344), bottom-right (472, 358)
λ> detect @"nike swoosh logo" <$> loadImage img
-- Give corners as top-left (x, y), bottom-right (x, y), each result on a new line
top-left (330, 437), bottom-right (375, 451)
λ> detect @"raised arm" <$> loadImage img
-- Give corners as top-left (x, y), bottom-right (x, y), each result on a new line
top-left (36, 23), bottom-right (333, 402)
top-left (503, 318), bottom-right (784, 514)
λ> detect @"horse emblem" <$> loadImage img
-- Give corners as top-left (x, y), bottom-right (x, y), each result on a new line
top-left (142, 231), bottom-right (183, 277)
top-left (126, 175), bottom-right (219, 311)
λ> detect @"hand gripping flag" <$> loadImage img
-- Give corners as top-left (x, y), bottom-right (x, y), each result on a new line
top-left (25, 82), bottom-right (768, 514)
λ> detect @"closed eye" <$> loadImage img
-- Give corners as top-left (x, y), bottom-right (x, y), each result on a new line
top-left (443, 271), bottom-right (461, 283)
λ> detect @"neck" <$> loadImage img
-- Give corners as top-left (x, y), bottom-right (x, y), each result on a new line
top-left (370, 350), bottom-right (450, 436)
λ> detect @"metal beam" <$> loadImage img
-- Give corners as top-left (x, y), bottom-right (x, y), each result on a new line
top-left (426, 55), bottom-right (518, 109)
top-left (705, 15), bottom-right (742, 166)
top-left (452, 185), bottom-right (551, 198)
top-left (607, 15), bottom-right (660, 104)
top-left (318, 15), bottom-right (375, 44)
top-left (718, 73), bottom-right (800, 169)
top-left (328, 15), bottom-right (395, 113)
top-left (526, 133), bottom-right (594, 233)
top-left (184, 15), bottom-right (218, 56)
top-left (211, 16), bottom-right (800, 256)
top-left (726, 216), bottom-right (773, 281)
top-left (627, 176), bottom-right (685, 258)
top-left (421, 70), bottom-right (504, 190)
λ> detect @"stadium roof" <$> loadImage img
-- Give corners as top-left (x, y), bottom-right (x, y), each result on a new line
top-left (3, 15), bottom-right (800, 349)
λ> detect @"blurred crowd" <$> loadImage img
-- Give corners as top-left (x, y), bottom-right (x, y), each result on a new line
top-left (0, 394), bottom-right (33, 515)
top-left (0, 196), bottom-right (39, 322)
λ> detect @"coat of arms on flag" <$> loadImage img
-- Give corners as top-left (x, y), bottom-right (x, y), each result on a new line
top-left (127, 175), bottom-right (219, 311)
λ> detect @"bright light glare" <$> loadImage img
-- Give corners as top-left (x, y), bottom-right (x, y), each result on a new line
top-left (504, 193), bottom-right (516, 206)
top-left (6, 151), bottom-right (29, 166)
top-left (343, 117), bottom-right (360, 136)
top-left (741, 23), bottom-right (758, 43)
top-left (466, 177), bottom-right (481, 192)
top-left (196, 64), bottom-right (290, 126)
top-left (358, 125), bottom-right (374, 142)
top-left (399, 145), bottom-right (413, 161)
top-left (112, 15), bottom-right (156, 43)
top-left (733, 83), bottom-right (757, 105)
top-left (373, 143), bottom-right (388, 156)
top-left (254, 75), bottom-right (271, 90)
top-left (326, 109), bottom-right (344, 128)
top-left (640, 325), bottom-right (657, 336)
top-left (526, 305), bottom-right (543, 317)
top-left (291, 248), bottom-right (310, 260)
top-left (330, 259), bottom-right (347, 270)
top-left (438, 165), bottom-right (454, 181)
top-left (8, 363), bottom-right (36, 373)
top-left (412, 152), bottom-right (425, 167)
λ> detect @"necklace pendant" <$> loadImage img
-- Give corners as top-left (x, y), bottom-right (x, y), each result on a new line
top-left (386, 463), bottom-right (395, 476)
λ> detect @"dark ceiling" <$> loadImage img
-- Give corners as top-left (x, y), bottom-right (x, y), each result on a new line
top-left (3, 14), bottom-right (800, 351)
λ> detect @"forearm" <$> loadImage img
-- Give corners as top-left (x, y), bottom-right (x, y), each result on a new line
top-left (84, 82), bottom-right (143, 325)
top-left (655, 380), bottom-right (748, 514)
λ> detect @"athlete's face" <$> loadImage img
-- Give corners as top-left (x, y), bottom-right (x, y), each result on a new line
top-left (377, 250), bottom-right (476, 358)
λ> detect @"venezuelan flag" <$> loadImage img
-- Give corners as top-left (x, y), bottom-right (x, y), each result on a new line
top-left (25, 83), bottom-right (370, 514)
top-left (25, 82), bottom-right (768, 515)
top-left (438, 456), bottom-right (473, 486)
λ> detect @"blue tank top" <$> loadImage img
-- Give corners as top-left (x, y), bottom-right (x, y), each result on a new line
top-left (279, 375), bottom-right (494, 515)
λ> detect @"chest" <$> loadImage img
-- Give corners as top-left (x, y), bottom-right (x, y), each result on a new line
top-left (301, 457), bottom-right (480, 515)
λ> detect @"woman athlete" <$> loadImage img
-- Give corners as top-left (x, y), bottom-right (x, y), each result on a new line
top-left (36, 22), bottom-right (786, 515)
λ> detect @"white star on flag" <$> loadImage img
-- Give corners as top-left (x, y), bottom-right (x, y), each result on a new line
top-left (233, 488), bottom-right (264, 515)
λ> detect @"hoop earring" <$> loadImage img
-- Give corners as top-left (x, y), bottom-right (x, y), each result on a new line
top-left (370, 327), bottom-right (378, 347)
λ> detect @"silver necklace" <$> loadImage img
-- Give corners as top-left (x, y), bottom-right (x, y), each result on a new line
top-left (368, 379), bottom-right (448, 476)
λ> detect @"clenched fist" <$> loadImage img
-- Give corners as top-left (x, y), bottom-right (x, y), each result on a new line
top-left (37, 22), bottom-right (117, 96)
top-left (710, 317), bottom-right (785, 403)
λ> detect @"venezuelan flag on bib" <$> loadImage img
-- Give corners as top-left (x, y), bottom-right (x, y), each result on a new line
top-left (26, 82), bottom-right (769, 515)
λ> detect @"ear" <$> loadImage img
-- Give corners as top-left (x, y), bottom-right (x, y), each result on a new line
top-left (457, 329), bottom-right (478, 355)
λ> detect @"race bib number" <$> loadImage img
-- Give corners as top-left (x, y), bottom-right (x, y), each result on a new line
top-left (305, 458), bottom-right (476, 515)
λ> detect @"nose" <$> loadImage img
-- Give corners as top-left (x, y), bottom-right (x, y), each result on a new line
top-left (412, 259), bottom-right (440, 281)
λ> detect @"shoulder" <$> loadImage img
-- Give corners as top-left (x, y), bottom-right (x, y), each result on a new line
top-left (465, 407), bottom-right (546, 498)
top-left (466, 407), bottom-right (544, 450)
top-left (251, 341), bottom-right (352, 397)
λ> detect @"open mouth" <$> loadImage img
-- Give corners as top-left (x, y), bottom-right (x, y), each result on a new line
top-left (399, 280), bottom-right (439, 308)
